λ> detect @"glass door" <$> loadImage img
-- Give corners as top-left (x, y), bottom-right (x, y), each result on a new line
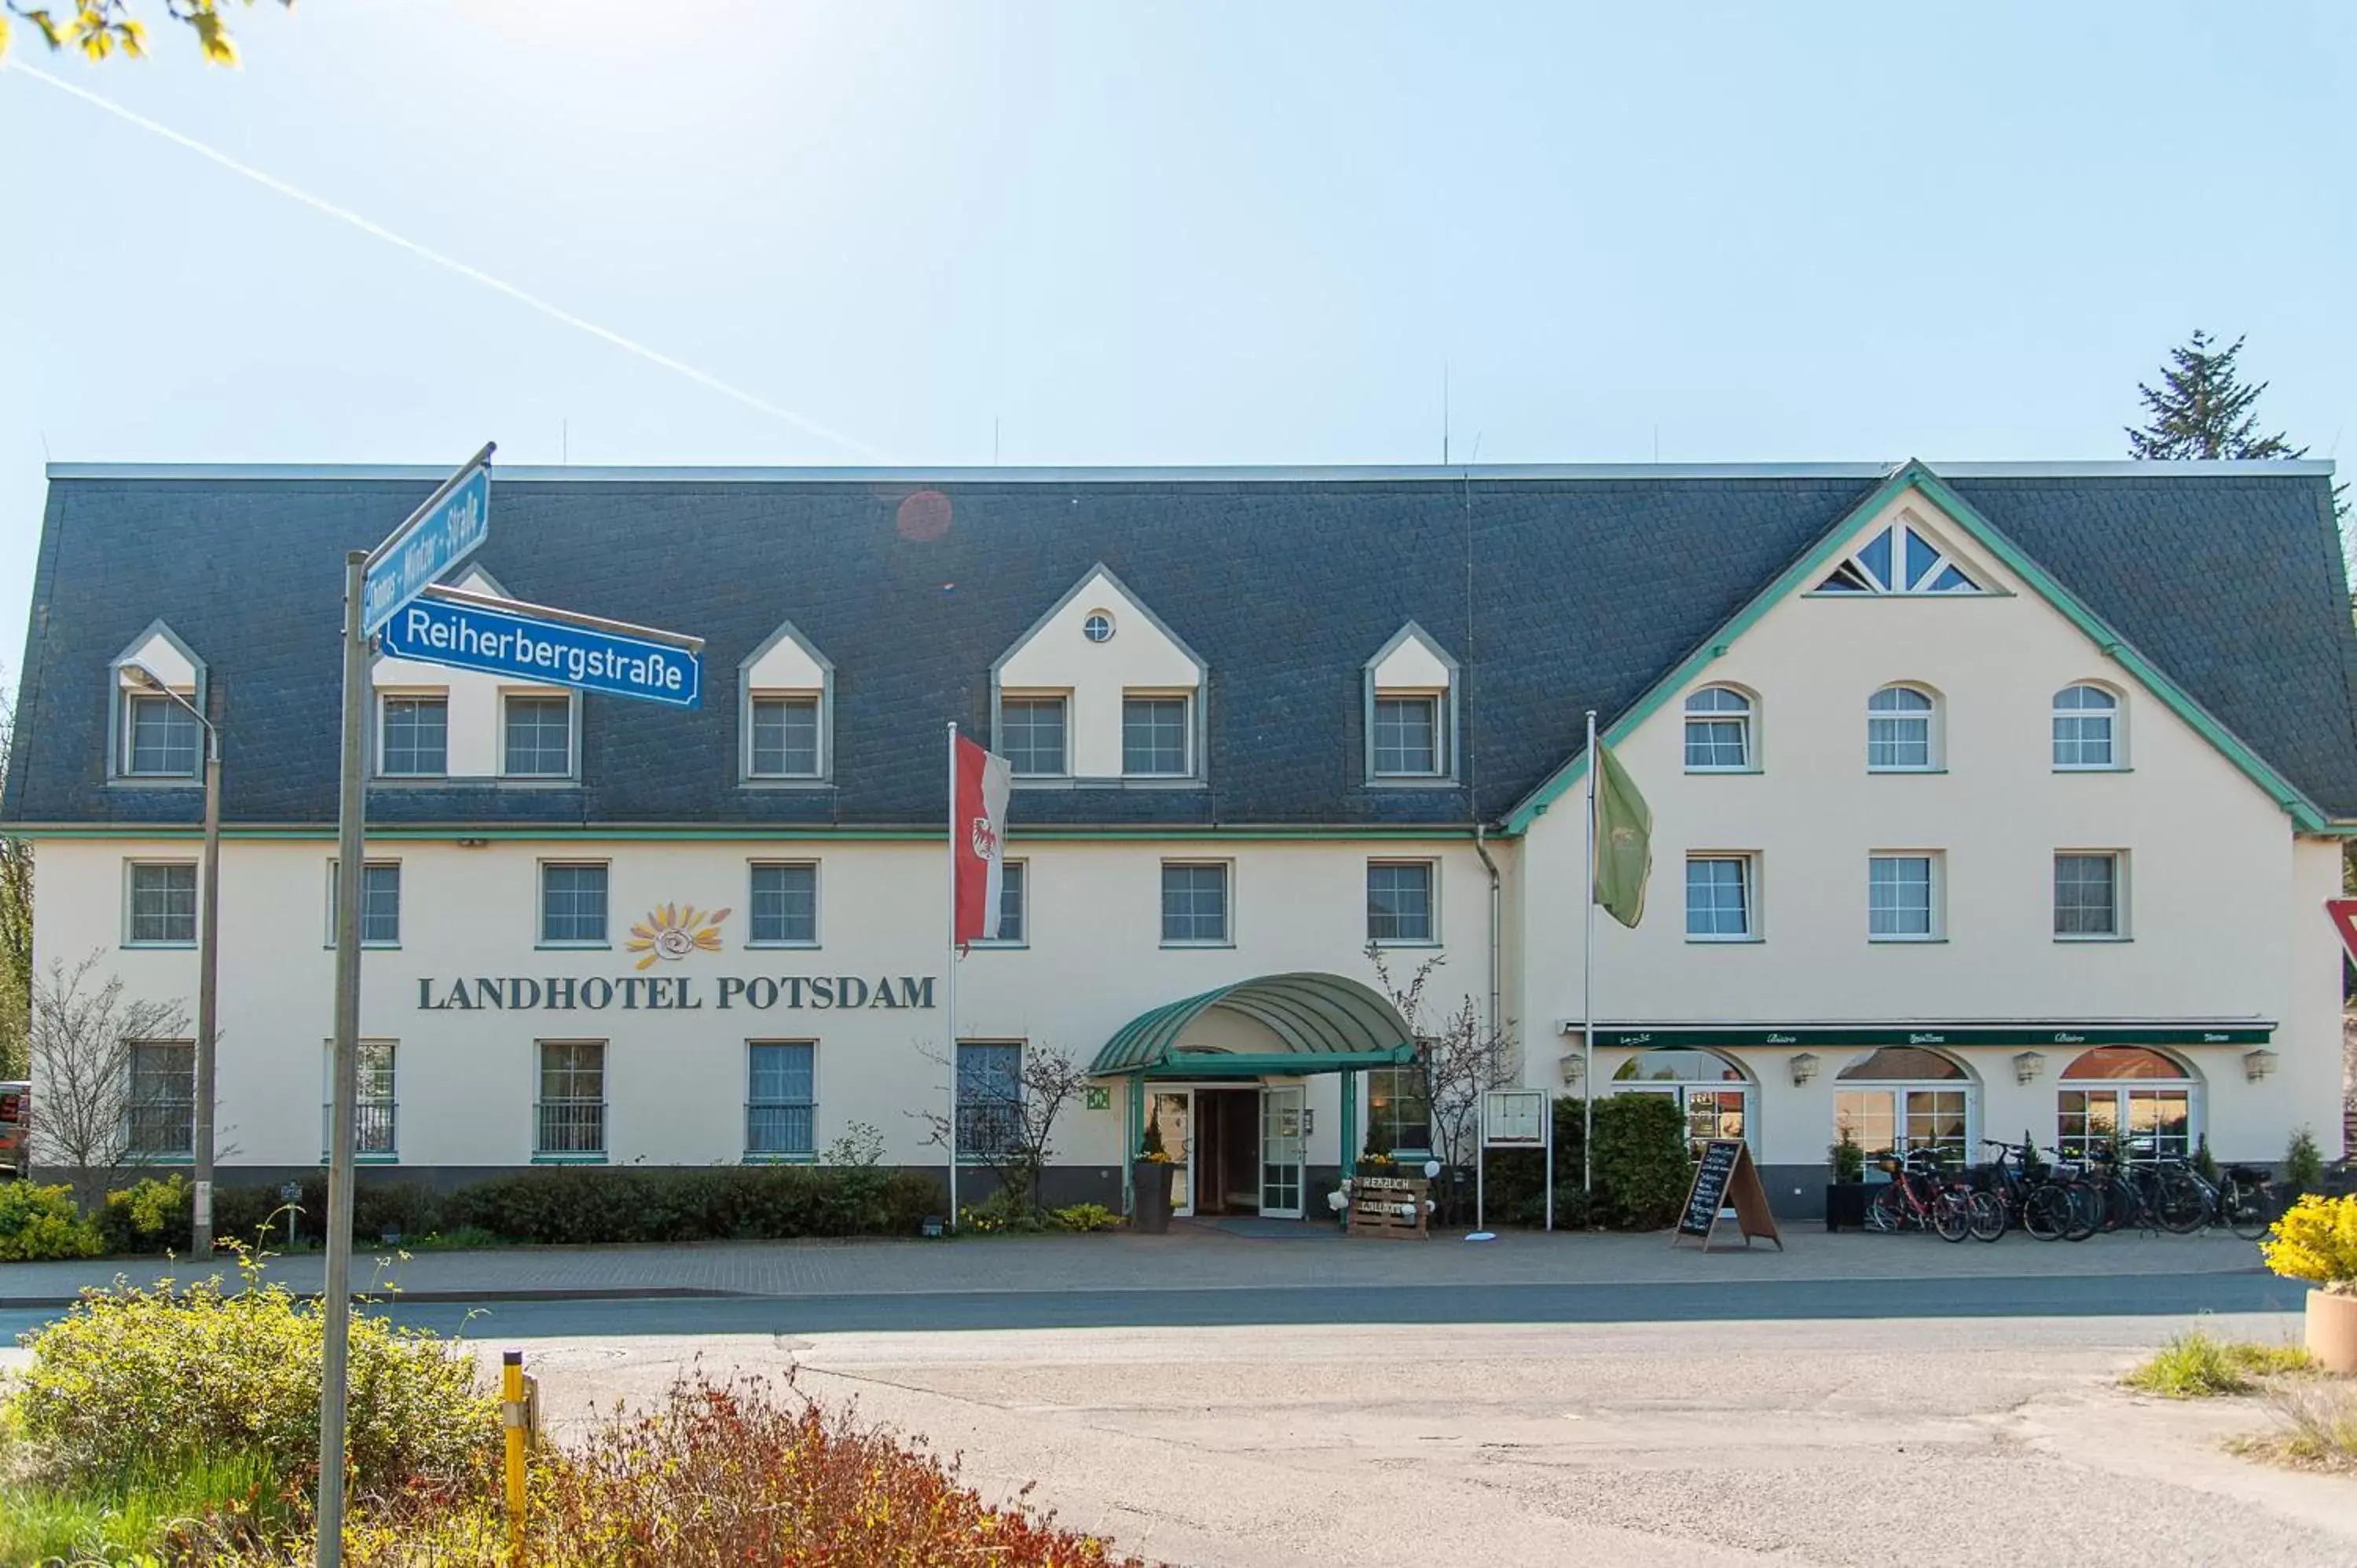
top-left (1149, 1090), bottom-right (1194, 1216)
top-left (1259, 1084), bottom-right (1305, 1218)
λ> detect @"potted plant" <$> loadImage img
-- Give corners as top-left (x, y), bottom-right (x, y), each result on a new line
top-left (2277, 1127), bottom-right (2326, 1207)
top-left (1825, 1130), bottom-right (1869, 1232)
top-left (2260, 1193), bottom-right (2357, 1373)
top-left (1131, 1116), bottom-right (1175, 1235)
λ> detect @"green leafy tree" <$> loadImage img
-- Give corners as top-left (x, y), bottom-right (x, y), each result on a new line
top-left (0, 669), bottom-right (29, 1082)
top-left (1, 1), bottom-right (287, 67)
top-left (2127, 331), bottom-right (2303, 460)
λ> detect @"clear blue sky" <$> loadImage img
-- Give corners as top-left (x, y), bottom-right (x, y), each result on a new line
top-left (3, 1), bottom-right (2352, 674)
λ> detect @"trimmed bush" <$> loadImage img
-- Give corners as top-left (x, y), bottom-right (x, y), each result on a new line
top-left (97, 1174), bottom-right (194, 1256)
top-left (1477, 1094), bottom-right (1696, 1231)
top-left (11, 1263), bottom-right (493, 1496)
top-left (0, 1181), bottom-right (103, 1262)
top-left (443, 1164), bottom-right (940, 1246)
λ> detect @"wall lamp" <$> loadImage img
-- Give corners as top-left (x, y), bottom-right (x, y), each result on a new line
top-left (2012, 1050), bottom-right (2047, 1085)
top-left (1788, 1052), bottom-right (1820, 1086)
top-left (456, 837), bottom-right (489, 849)
top-left (1557, 1052), bottom-right (1585, 1086)
top-left (2242, 1048), bottom-right (2278, 1084)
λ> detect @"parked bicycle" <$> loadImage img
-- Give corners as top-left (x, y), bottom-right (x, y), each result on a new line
top-left (2210, 1159), bottom-right (2272, 1240)
top-left (1868, 1147), bottom-right (2002, 1242)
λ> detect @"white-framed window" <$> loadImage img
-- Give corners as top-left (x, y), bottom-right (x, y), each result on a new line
top-left (1611, 1049), bottom-right (1750, 1157)
top-left (501, 693), bottom-right (575, 779)
top-left (1366, 860), bottom-right (1436, 943)
top-left (748, 694), bottom-right (823, 779)
top-left (2057, 1046), bottom-right (2196, 1162)
top-left (1684, 854), bottom-right (1758, 941)
top-left (1121, 694), bottom-right (1192, 777)
top-left (1683, 687), bottom-right (1754, 771)
top-left (2053, 684), bottom-right (2121, 770)
top-left (125, 861), bottom-right (198, 947)
top-left (539, 862), bottom-right (610, 946)
top-left (748, 862), bottom-right (819, 946)
top-left (325, 861), bottom-right (402, 947)
top-left (979, 859), bottom-right (1027, 946)
top-left (1365, 1064), bottom-right (1433, 1156)
top-left (746, 1041), bottom-right (816, 1159)
top-left (1372, 694), bottom-right (1444, 778)
top-left (2054, 851), bottom-right (2126, 940)
top-left (1160, 861), bottom-right (1230, 945)
top-left (1000, 695), bottom-right (1069, 777)
top-left (126, 1039), bottom-right (195, 1158)
top-left (1083, 610), bottom-right (1116, 643)
top-left (1868, 852), bottom-right (1941, 940)
top-left (956, 1040), bottom-right (1023, 1160)
top-left (378, 694), bottom-right (449, 778)
top-left (535, 1039), bottom-right (607, 1159)
top-left (1866, 685), bottom-right (1937, 771)
top-left (123, 692), bottom-right (200, 778)
top-left (1815, 518), bottom-right (1986, 595)
top-left (1834, 1046), bottom-right (1974, 1169)
top-left (321, 1039), bottom-right (399, 1158)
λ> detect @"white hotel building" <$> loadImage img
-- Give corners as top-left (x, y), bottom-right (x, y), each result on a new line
top-left (6, 459), bottom-right (2352, 1218)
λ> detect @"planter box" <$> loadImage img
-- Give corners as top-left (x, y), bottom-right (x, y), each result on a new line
top-left (2307, 1288), bottom-right (2357, 1376)
top-left (1824, 1181), bottom-right (1871, 1233)
top-left (1131, 1160), bottom-right (1174, 1235)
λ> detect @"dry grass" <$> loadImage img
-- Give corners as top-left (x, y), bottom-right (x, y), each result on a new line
top-left (2121, 1329), bottom-right (2316, 1398)
top-left (2230, 1379), bottom-right (2357, 1474)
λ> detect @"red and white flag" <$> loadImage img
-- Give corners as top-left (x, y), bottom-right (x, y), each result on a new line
top-left (953, 735), bottom-right (1013, 947)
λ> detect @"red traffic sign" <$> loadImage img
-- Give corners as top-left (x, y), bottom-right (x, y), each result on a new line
top-left (2327, 899), bottom-right (2357, 965)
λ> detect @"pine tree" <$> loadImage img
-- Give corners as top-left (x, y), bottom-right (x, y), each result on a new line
top-left (2126, 331), bottom-right (2304, 460)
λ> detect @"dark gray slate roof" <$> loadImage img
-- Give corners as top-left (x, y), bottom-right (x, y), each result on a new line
top-left (7, 464), bottom-right (2354, 829)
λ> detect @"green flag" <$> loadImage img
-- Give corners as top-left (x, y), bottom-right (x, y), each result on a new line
top-left (1593, 737), bottom-right (1652, 928)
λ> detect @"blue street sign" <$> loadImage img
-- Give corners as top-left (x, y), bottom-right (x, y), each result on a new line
top-left (380, 589), bottom-right (702, 709)
top-left (362, 460), bottom-right (492, 636)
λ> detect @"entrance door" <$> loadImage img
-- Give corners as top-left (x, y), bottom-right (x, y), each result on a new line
top-left (1148, 1090), bottom-right (1194, 1216)
top-left (1259, 1084), bottom-right (1305, 1218)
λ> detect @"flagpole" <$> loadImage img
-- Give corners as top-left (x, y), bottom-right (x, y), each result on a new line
top-left (1582, 708), bottom-right (1597, 1218)
top-left (946, 721), bottom-right (960, 1233)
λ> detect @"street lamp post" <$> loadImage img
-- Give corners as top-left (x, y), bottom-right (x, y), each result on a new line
top-left (126, 665), bottom-right (221, 1255)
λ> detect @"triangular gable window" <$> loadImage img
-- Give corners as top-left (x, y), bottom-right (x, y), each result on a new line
top-left (1814, 520), bottom-right (1985, 595)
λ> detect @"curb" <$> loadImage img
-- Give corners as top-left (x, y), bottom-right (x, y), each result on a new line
top-left (1, 1286), bottom-right (746, 1311)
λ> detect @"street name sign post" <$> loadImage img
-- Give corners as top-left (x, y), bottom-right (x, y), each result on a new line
top-left (318, 445), bottom-right (493, 1568)
top-left (359, 448), bottom-right (493, 636)
top-left (382, 586), bottom-right (703, 708)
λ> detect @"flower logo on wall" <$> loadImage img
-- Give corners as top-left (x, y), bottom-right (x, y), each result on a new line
top-left (627, 904), bottom-right (730, 971)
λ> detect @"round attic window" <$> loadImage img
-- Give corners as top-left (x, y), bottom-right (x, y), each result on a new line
top-left (1083, 611), bottom-right (1115, 643)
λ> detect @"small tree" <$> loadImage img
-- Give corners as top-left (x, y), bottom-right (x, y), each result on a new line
top-left (914, 1039), bottom-right (1094, 1218)
top-left (2127, 331), bottom-right (2303, 461)
top-left (1367, 946), bottom-right (1516, 1217)
top-left (25, 951), bottom-right (188, 1207)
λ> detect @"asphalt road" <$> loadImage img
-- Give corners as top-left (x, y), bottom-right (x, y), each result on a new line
top-left (2, 1264), bottom-right (2300, 1345)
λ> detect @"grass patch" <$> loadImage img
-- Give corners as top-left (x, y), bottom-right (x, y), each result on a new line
top-left (2121, 1328), bottom-right (2315, 1398)
top-left (2230, 1380), bottom-right (2357, 1474)
top-left (0, 1449), bottom-right (295, 1565)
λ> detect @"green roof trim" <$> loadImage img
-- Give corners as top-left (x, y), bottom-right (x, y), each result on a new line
top-left (1089, 973), bottom-right (1419, 1078)
top-left (1499, 460), bottom-right (2336, 835)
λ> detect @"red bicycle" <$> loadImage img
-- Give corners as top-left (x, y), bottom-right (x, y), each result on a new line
top-left (1867, 1147), bottom-right (2000, 1242)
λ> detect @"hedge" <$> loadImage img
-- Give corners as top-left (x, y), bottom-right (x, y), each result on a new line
top-left (1478, 1094), bottom-right (1694, 1230)
top-left (88, 1163), bottom-right (947, 1255)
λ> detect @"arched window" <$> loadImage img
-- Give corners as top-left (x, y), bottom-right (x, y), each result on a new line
top-left (2058, 1047), bottom-right (2198, 1163)
top-left (1866, 685), bottom-right (1937, 771)
top-left (1683, 687), bottom-right (1754, 772)
top-left (1834, 1047), bottom-right (1973, 1169)
top-left (1612, 1047), bottom-right (1750, 1155)
top-left (1815, 519), bottom-right (1985, 595)
top-left (2053, 684), bottom-right (2120, 771)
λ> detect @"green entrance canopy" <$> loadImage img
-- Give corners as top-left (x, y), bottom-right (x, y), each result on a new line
top-left (1089, 973), bottom-right (1419, 1079)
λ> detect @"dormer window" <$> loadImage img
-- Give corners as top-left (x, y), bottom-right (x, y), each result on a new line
top-left (994, 566), bottom-right (1205, 786)
top-left (503, 694), bottom-right (575, 779)
top-left (380, 695), bottom-right (449, 778)
top-left (739, 620), bottom-right (834, 786)
top-left (1363, 622), bottom-right (1458, 784)
top-left (108, 621), bottom-right (206, 785)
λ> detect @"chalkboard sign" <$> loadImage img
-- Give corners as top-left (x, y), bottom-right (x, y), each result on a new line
top-left (1670, 1138), bottom-right (1783, 1252)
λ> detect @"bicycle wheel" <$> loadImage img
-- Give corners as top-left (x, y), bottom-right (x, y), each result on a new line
top-left (2100, 1176), bottom-right (2139, 1233)
top-left (2222, 1176), bottom-right (2271, 1241)
top-left (2063, 1181), bottom-right (2101, 1241)
top-left (1933, 1189), bottom-right (1971, 1243)
top-left (1967, 1190), bottom-right (2006, 1241)
top-left (2023, 1184), bottom-right (2070, 1241)
top-left (1867, 1183), bottom-right (1907, 1233)
top-left (2153, 1171), bottom-right (2208, 1236)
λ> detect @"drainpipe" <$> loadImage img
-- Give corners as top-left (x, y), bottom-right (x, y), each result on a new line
top-left (1472, 823), bottom-right (1502, 1039)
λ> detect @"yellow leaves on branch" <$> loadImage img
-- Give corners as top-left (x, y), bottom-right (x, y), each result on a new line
top-left (2261, 1193), bottom-right (2357, 1291)
top-left (0, 0), bottom-right (289, 67)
